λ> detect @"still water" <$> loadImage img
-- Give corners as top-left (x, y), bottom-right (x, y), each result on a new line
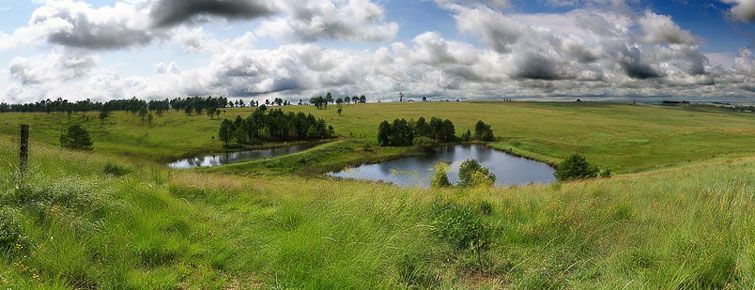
top-left (329, 144), bottom-right (555, 188)
top-left (168, 143), bottom-right (320, 169)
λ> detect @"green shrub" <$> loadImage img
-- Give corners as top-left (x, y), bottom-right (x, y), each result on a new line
top-left (413, 137), bottom-right (439, 154)
top-left (431, 162), bottom-right (451, 188)
top-left (431, 201), bottom-right (491, 252)
top-left (60, 124), bottom-right (93, 151)
top-left (104, 162), bottom-right (131, 177)
top-left (555, 154), bottom-right (599, 181)
top-left (599, 169), bottom-right (612, 178)
top-left (459, 159), bottom-right (496, 187)
top-left (0, 208), bottom-right (23, 251)
top-left (474, 121), bottom-right (495, 141)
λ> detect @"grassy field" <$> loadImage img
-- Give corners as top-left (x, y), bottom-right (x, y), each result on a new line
top-left (1, 102), bottom-right (754, 288)
top-left (1, 102), bottom-right (753, 174)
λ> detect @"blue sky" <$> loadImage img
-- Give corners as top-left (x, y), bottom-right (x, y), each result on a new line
top-left (0, 0), bottom-right (753, 103)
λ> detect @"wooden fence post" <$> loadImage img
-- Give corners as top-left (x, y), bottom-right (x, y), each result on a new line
top-left (19, 124), bottom-right (29, 176)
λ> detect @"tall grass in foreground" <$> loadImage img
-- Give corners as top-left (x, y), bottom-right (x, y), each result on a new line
top-left (1, 136), bottom-right (754, 288)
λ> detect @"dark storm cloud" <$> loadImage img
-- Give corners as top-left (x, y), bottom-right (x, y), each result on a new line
top-left (513, 53), bottom-right (565, 80)
top-left (23, 1), bottom-right (156, 50)
top-left (149, 0), bottom-right (275, 28)
top-left (46, 15), bottom-right (153, 49)
top-left (619, 47), bottom-right (662, 79)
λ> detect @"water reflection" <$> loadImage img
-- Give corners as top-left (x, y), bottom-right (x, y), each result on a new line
top-left (168, 143), bottom-right (320, 169)
top-left (328, 144), bottom-right (555, 188)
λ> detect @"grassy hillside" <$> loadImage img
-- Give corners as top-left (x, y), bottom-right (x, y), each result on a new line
top-left (1, 102), bottom-right (754, 288)
top-left (1, 102), bottom-right (752, 172)
top-left (1, 135), bottom-right (754, 288)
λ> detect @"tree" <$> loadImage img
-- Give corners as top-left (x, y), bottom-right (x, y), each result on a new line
top-left (98, 109), bottom-right (110, 125)
top-left (138, 107), bottom-right (149, 124)
top-left (474, 121), bottom-right (494, 141)
top-left (390, 119), bottom-right (413, 146)
top-left (422, 96), bottom-right (428, 102)
top-left (60, 124), bottom-right (93, 151)
top-left (359, 95), bottom-right (367, 103)
top-left (431, 162), bottom-right (451, 188)
top-left (234, 127), bottom-right (247, 144)
top-left (326, 92), bottom-right (334, 104)
top-left (461, 129), bottom-right (472, 142)
top-left (377, 120), bottom-right (391, 146)
top-left (219, 119), bottom-right (234, 146)
top-left (414, 117), bottom-right (430, 138)
top-left (555, 154), bottom-right (599, 181)
top-left (207, 107), bottom-right (217, 119)
top-left (413, 136), bottom-right (439, 154)
top-left (459, 159), bottom-right (496, 187)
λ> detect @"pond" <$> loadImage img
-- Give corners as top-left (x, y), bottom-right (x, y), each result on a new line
top-left (168, 143), bottom-right (320, 169)
top-left (328, 144), bottom-right (556, 188)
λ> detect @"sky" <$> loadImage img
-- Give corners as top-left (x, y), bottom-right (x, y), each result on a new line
top-left (0, 0), bottom-right (753, 104)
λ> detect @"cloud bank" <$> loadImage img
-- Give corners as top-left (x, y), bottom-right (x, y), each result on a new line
top-left (1, 0), bottom-right (754, 103)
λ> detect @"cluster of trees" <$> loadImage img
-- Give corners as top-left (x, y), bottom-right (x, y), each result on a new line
top-left (218, 107), bottom-right (334, 146)
top-left (378, 117), bottom-right (456, 147)
top-left (432, 159), bottom-right (497, 188)
top-left (1, 94), bottom-right (372, 114)
top-left (310, 93), bottom-right (367, 110)
top-left (0, 96), bottom-right (231, 114)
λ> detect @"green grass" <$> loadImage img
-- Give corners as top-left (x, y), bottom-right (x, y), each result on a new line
top-left (0, 102), bottom-right (754, 288)
top-left (2, 102), bottom-right (752, 172)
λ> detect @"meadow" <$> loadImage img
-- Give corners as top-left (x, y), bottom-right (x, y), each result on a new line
top-left (0, 102), bottom-right (754, 288)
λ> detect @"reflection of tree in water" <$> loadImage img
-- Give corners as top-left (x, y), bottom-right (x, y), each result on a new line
top-left (218, 153), bottom-right (232, 165)
top-left (187, 157), bottom-right (204, 167)
top-left (474, 145), bottom-right (493, 162)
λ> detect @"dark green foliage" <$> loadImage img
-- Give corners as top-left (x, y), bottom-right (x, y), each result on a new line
top-left (104, 162), bottom-right (131, 177)
top-left (555, 154), bottom-right (599, 181)
top-left (461, 128), bottom-right (471, 142)
top-left (474, 121), bottom-right (495, 141)
top-left (60, 124), bottom-right (93, 151)
top-left (428, 117), bottom-right (456, 142)
top-left (431, 200), bottom-right (492, 252)
top-left (218, 119), bottom-right (234, 146)
top-left (414, 117), bottom-right (430, 137)
top-left (390, 119), bottom-right (414, 146)
top-left (600, 169), bottom-right (612, 178)
top-left (0, 95), bottom-right (233, 116)
top-left (310, 96), bottom-right (328, 109)
top-left (221, 108), bottom-right (333, 145)
top-left (377, 121), bottom-right (391, 146)
top-left (459, 159), bottom-right (496, 187)
top-left (413, 137), bottom-right (439, 154)
top-left (377, 116), bottom-right (455, 147)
